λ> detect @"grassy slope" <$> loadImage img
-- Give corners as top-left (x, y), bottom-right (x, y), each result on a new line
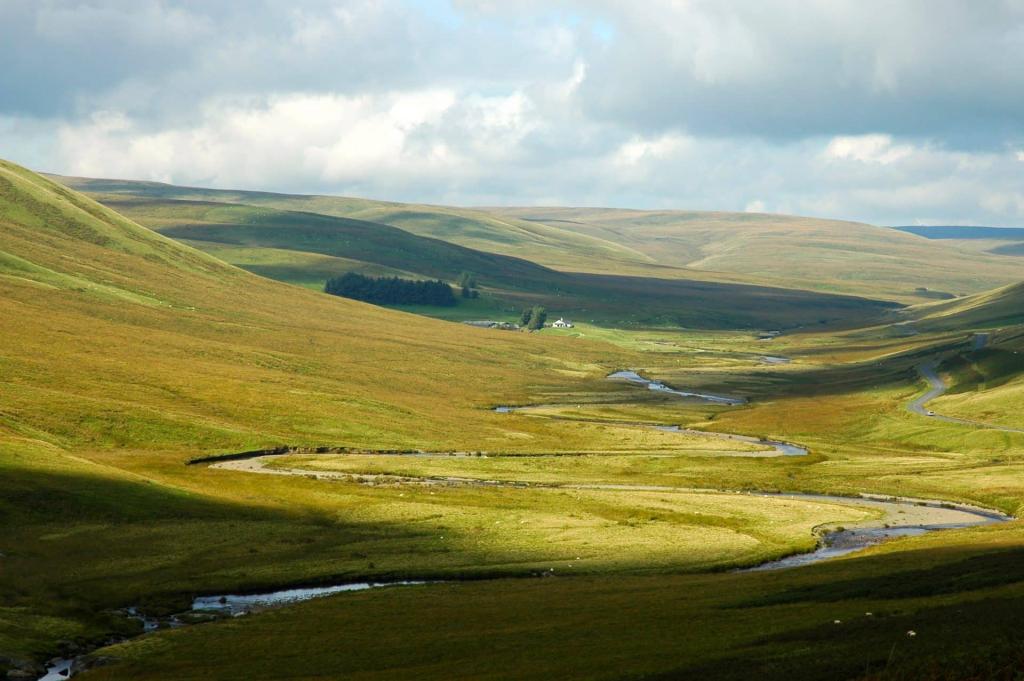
top-left (53, 178), bottom-right (898, 330)
top-left (72, 319), bottom-right (1024, 681)
top-left (55, 175), bottom-right (1024, 306)
top-left (8, 163), bottom-right (1024, 679)
top-left (893, 285), bottom-right (1024, 427)
top-left (49, 175), bottom-right (657, 272)
top-left (82, 538), bottom-right (1024, 681)
top-left (0, 161), bottom-right (905, 672)
top-left (486, 207), bottom-right (1024, 303)
top-left (1, 162), bottom-right (630, 451)
top-left (91, 196), bottom-right (562, 292)
top-left (908, 281), bottom-right (1024, 331)
top-left (1, 159), bottom-right (663, 662)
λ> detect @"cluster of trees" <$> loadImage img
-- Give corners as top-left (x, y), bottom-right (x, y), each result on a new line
top-left (324, 272), bottom-right (457, 307)
top-left (519, 306), bottom-right (547, 330)
top-left (459, 271), bottom-right (480, 299)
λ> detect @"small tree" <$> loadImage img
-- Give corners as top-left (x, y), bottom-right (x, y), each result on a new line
top-left (528, 306), bottom-right (547, 330)
top-left (459, 271), bottom-right (479, 299)
top-left (519, 308), bottom-right (533, 327)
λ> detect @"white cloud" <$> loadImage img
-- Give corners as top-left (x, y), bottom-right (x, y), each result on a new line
top-left (823, 135), bottom-right (914, 165)
top-left (56, 92), bottom-right (467, 190)
top-left (614, 134), bottom-right (690, 167)
top-left (0, 0), bottom-right (1022, 225)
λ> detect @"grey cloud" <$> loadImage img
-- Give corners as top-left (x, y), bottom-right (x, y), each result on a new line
top-left (0, 1), bottom-right (579, 123)
top-left (0, 0), bottom-right (1022, 226)
top-left (0, 0), bottom-right (214, 116)
top-left (573, 0), bottom-right (1024, 145)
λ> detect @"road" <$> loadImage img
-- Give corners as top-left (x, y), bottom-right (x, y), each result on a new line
top-left (908, 360), bottom-right (948, 418)
top-left (909, 340), bottom-right (1024, 432)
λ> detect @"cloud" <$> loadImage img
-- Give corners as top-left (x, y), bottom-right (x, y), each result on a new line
top-left (824, 135), bottom-right (914, 165)
top-left (56, 92), bottom-right (463, 191)
top-left (1, 0), bottom-right (1023, 225)
top-left (574, 0), bottom-right (1024, 144)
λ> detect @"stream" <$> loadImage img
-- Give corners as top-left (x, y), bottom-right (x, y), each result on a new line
top-left (38, 582), bottom-right (429, 680)
top-left (38, 491), bottom-right (1010, 681)
top-left (191, 580), bottom-right (428, 615)
top-left (495, 370), bottom-right (803, 456)
top-left (36, 367), bottom-right (1016, 679)
top-left (742, 493), bottom-right (1009, 571)
top-left (607, 370), bottom-right (746, 405)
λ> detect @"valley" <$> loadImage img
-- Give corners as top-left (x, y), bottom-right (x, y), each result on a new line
top-left (4, 160), bottom-right (1024, 680)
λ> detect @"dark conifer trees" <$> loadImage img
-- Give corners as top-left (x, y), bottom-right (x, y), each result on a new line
top-left (325, 272), bottom-right (457, 306)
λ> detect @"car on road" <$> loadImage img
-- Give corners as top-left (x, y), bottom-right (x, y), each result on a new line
top-left (927, 410), bottom-right (936, 416)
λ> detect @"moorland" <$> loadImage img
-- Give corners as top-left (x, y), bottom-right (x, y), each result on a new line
top-left (4, 159), bottom-right (1024, 680)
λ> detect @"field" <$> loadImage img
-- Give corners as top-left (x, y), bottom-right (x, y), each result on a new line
top-left (5, 160), bottom-right (1024, 679)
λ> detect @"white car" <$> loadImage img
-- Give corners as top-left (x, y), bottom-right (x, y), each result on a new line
top-left (926, 410), bottom-right (936, 416)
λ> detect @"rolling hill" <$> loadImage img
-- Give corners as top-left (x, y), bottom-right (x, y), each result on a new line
top-left (0, 160), bottom-right (910, 675)
top-left (51, 176), bottom-right (660, 275)
top-left (907, 281), bottom-right (1024, 332)
top-left (893, 225), bottom-right (1024, 259)
top-left (0, 158), bottom-right (645, 665)
top-left (485, 207), bottom-right (1024, 303)
top-left (2, 159), bottom-right (645, 458)
top-left (875, 281), bottom-right (1024, 429)
top-left (8, 160), bottom-right (1024, 680)
top-left (55, 175), bottom-right (1024, 305)
top-left (52, 176), bottom-right (897, 330)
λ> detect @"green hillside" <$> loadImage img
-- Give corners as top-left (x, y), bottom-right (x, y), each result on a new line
top-left (486, 207), bottom-right (1024, 303)
top-left (55, 175), bottom-right (1024, 306)
top-left (8, 161), bottom-right (1024, 680)
top-left (51, 176), bottom-right (658, 274)
top-left (55, 177), bottom-right (897, 330)
top-left (0, 158), bottom-right (645, 666)
top-left (908, 281), bottom-right (1024, 331)
top-left (0, 161), bottom-right (912, 675)
top-left (95, 196), bottom-right (558, 291)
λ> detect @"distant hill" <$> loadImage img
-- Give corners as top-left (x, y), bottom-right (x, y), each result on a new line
top-left (51, 175), bottom-right (660, 276)
top-left (55, 175), bottom-right (1024, 305)
top-left (892, 226), bottom-right (1024, 258)
top-left (893, 226), bottom-right (1024, 240)
top-left (53, 175), bottom-right (897, 330)
top-left (483, 208), bottom-right (1024, 303)
top-left (908, 281), bottom-right (1024, 331)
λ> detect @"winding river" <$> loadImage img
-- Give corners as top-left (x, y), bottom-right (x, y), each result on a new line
top-left (607, 370), bottom-right (746, 405)
top-left (37, 364), bottom-right (1016, 679)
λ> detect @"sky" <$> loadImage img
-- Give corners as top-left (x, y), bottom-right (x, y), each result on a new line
top-left (2, 0), bottom-right (1023, 225)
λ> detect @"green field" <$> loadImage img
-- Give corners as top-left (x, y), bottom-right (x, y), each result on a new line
top-left (5, 160), bottom-right (1024, 679)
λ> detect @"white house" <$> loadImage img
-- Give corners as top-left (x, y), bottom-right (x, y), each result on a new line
top-left (551, 318), bottom-right (574, 328)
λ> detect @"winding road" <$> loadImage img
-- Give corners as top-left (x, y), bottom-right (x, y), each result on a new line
top-left (909, 335), bottom-right (1024, 433)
